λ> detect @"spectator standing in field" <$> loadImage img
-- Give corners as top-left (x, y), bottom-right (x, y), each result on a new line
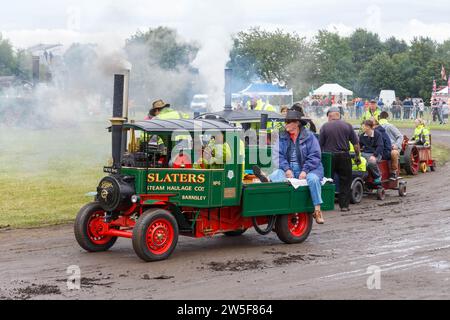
top-left (361, 99), bottom-right (381, 122)
top-left (403, 97), bottom-right (413, 120)
top-left (417, 100), bottom-right (425, 119)
top-left (320, 107), bottom-right (360, 211)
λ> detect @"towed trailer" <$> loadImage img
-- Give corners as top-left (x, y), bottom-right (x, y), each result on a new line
top-left (74, 73), bottom-right (335, 262)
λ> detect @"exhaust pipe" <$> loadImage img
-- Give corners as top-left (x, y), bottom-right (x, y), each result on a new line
top-left (224, 68), bottom-right (232, 111)
top-left (110, 72), bottom-right (129, 170)
top-left (260, 113), bottom-right (268, 130)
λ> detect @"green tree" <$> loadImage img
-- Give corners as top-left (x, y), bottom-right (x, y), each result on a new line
top-left (228, 27), bottom-right (305, 84)
top-left (348, 29), bottom-right (383, 73)
top-left (314, 30), bottom-right (355, 89)
top-left (124, 27), bottom-right (200, 107)
top-left (0, 34), bottom-right (18, 76)
top-left (384, 37), bottom-right (408, 57)
top-left (125, 27), bottom-right (199, 70)
top-left (359, 52), bottom-right (397, 98)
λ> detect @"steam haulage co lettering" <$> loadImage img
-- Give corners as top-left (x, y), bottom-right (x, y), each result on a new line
top-left (177, 304), bottom-right (273, 317)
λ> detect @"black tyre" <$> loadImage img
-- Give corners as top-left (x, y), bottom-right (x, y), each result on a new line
top-left (398, 182), bottom-right (407, 197)
top-left (74, 202), bottom-right (118, 252)
top-left (377, 188), bottom-right (386, 200)
top-left (430, 161), bottom-right (436, 172)
top-left (350, 179), bottom-right (364, 204)
top-left (132, 208), bottom-right (179, 262)
top-left (275, 213), bottom-right (313, 244)
top-left (224, 229), bottom-right (247, 237)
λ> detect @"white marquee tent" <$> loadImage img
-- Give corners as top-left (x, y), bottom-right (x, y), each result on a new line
top-left (312, 83), bottom-right (353, 96)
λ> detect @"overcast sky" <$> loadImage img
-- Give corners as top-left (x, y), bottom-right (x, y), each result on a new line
top-left (2, 0), bottom-right (450, 49)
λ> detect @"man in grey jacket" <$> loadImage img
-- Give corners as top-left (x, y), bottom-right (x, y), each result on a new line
top-left (379, 111), bottom-right (403, 179)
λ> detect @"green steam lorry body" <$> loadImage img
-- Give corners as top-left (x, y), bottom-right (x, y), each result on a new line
top-left (74, 74), bottom-right (335, 262)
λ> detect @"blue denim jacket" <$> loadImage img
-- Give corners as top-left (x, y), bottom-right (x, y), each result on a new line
top-left (273, 128), bottom-right (324, 180)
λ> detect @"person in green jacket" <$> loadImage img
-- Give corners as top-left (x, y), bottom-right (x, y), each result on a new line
top-left (361, 99), bottom-right (381, 123)
top-left (149, 99), bottom-right (190, 120)
top-left (412, 118), bottom-right (430, 146)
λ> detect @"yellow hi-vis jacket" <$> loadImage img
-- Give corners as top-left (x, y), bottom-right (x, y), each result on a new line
top-left (412, 124), bottom-right (430, 146)
top-left (155, 107), bottom-right (191, 144)
top-left (350, 142), bottom-right (367, 172)
top-left (361, 108), bottom-right (381, 122)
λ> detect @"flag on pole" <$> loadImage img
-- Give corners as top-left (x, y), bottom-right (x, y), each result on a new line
top-left (433, 79), bottom-right (437, 93)
top-left (441, 65), bottom-right (447, 80)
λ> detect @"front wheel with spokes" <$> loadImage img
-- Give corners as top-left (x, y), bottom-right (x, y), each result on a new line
top-left (74, 202), bottom-right (118, 252)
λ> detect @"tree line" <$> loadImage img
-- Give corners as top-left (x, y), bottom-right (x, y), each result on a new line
top-left (2, 27), bottom-right (450, 104)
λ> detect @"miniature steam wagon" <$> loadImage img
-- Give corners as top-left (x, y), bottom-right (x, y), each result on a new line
top-left (74, 72), bottom-right (335, 262)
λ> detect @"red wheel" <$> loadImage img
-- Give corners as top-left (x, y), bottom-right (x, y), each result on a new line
top-left (404, 146), bottom-right (420, 175)
top-left (87, 211), bottom-right (114, 245)
top-left (132, 208), bottom-right (179, 262)
top-left (145, 219), bottom-right (174, 254)
top-left (74, 202), bottom-right (118, 252)
top-left (275, 213), bottom-right (313, 244)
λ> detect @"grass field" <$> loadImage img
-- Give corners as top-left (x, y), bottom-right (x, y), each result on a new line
top-left (1, 120), bottom-right (450, 229)
top-left (0, 122), bottom-right (110, 228)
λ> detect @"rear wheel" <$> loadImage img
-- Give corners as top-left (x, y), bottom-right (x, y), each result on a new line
top-left (430, 161), bottom-right (436, 171)
top-left (275, 213), bottom-right (313, 244)
top-left (350, 179), bottom-right (364, 204)
top-left (404, 146), bottom-right (420, 175)
top-left (74, 202), bottom-right (118, 252)
top-left (132, 208), bottom-right (179, 262)
top-left (224, 229), bottom-right (247, 237)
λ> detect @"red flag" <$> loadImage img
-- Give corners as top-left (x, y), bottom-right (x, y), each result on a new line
top-left (441, 65), bottom-right (447, 80)
top-left (433, 79), bottom-right (437, 93)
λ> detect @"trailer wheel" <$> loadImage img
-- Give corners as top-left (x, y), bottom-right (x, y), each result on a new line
top-left (376, 188), bottom-right (386, 200)
top-left (420, 162), bottom-right (428, 173)
top-left (350, 179), bottom-right (364, 204)
top-left (275, 213), bottom-right (313, 244)
top-left (398, 182), bottom-right (407, 197)
top-left (74, 202), bottom-right (118, 252)
top-left (132, 208), bottom-right (178, 262)
top-left (224, 229), bottom-right (247, 237)
top-left (403, 146), bottom-right (420, 175)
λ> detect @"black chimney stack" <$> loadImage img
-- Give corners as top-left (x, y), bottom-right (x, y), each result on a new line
top-left (32, 56), bottom-right (40, 85)
top-left (111, 74), bottom-right (126, 170)
top-left (260, 113), bottom-right (268, 130)
top-left (224, 68), bottom-right (232, 111)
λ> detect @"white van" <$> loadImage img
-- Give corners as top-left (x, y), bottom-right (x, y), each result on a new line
top-left (190, 94), bottom-right (209, 113)
top-left (379, 90), bottom-right (396, 108)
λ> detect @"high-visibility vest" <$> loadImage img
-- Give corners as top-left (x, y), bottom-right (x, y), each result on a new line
top-left (361, 109), bottom-right (381, 122)
top-left (156, 107), bottom-right (191, 142)
top-left (350, 142), bottom-right (367, 172)
top-left (156, 107), bottom-right (190, 120)
top-left (413, 125), bottom-right (430, 145)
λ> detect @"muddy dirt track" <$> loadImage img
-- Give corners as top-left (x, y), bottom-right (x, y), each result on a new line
top-left (1, 130), bottom-right (450, 300)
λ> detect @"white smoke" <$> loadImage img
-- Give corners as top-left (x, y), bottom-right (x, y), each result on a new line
top-left (182, 0), bottom-right (242, 111)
